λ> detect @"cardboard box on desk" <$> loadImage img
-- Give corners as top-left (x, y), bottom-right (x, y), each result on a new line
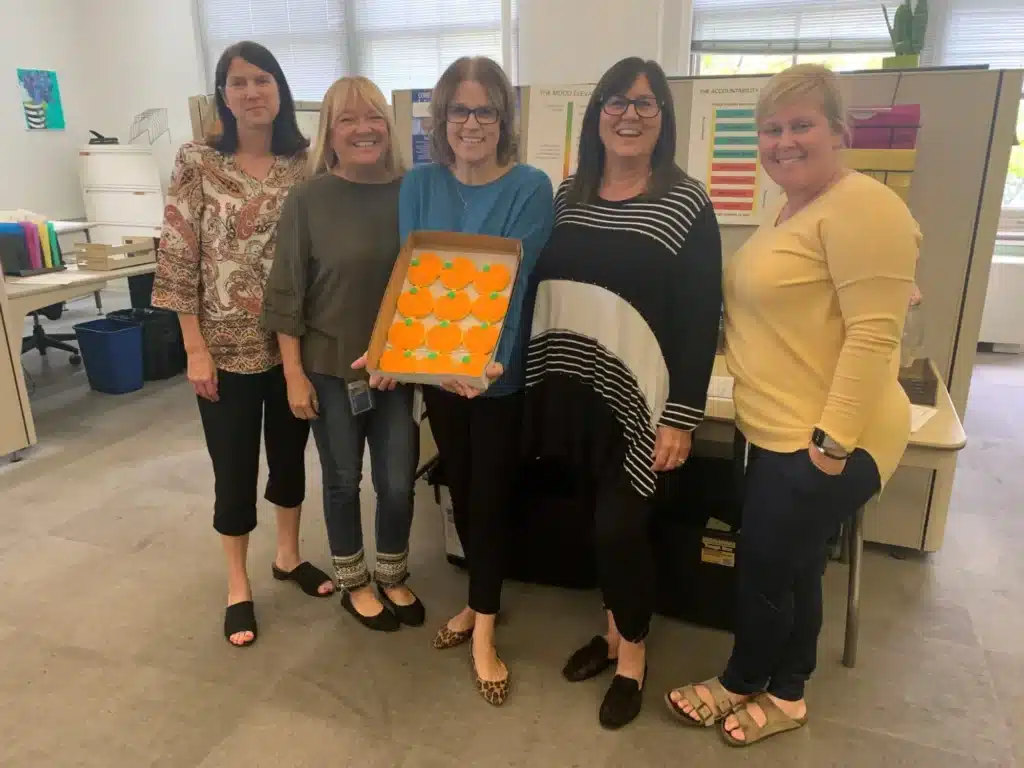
top-left (75, 238), bottom-right (156, 272)
top-left (366, 231), bottom-right (522, 392)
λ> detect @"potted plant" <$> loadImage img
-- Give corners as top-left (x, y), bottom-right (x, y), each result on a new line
top-left (882, 0), bottom-right (928, 69)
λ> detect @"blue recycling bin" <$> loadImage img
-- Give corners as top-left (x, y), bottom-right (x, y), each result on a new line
top-left (73, 318), bottom-right (144, 394)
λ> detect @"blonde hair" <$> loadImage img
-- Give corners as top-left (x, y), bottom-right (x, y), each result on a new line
top-left (756, 63), bottom-right (847, 136)
top-left (308, 76), bottom-right (405, 178)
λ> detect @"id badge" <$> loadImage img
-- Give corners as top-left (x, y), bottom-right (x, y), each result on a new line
top-left (348, 380), bottom-right (375, 415)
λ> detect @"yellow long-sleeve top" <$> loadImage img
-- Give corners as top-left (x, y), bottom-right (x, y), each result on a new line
top-left (723, 172), bottom-right (920, 484)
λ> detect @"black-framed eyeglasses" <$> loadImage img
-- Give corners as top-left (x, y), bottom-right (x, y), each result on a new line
top-left (602, 95), bottom-right (662, 119)
top-left (445, 104), bottom-right (500, 125)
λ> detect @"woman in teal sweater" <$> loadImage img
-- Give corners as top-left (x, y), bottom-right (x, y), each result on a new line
top-left (399, 56), bottom-right (552, 706)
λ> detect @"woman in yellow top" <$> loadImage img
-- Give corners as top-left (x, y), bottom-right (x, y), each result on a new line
top-left (666, 64), bottom-right (919, 747)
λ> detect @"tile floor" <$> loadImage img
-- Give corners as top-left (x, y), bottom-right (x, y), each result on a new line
top-left (1, 290), bottom-right (1021, 767)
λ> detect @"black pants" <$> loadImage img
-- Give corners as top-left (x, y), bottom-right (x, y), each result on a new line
top-left (423, 387), bottom-right (523, 615)
top-left (197, 365), bottom-right (310, 537)
top-left (595, 467), bottom-right (655, 643)
top-left (720, 444), bottom-right (880, 701)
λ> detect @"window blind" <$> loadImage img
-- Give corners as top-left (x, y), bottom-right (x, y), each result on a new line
top-left (692, 0), bottom-right (901, 54)
top-left (353, 0), bottom-right (512, 98)
top-left (198, 0), bottom-right (518, 104)
top-left (941, 0), bottom-right (1024, 70)
top-left (198, 0), bottom-right (348, 101)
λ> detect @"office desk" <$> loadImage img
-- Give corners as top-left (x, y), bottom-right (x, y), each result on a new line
top-left (694, 355), bottom-right (966, 667)
top-left (0, 262), bottom-right (159, 454)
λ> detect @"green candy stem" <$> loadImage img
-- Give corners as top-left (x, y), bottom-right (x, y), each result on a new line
top-left (404, 318), bottom-right (413, 326)
top-left (440, 320), bottom-right (449, 327)
top-left (411, 257), bottom-right (420, 266)
top-left (461, 355), bottom-right (471, 364)
top-left (427, 352), bottom-right (438, 360)
top-left (447, 290), bottom-right (455, 299)
top-left (481, 321), bottom-right (490, 329)
top-left (482, 264), bottom-right (491, 272)
top-left (490, 292), bottom-right (498, 299)
top-left (403, 350), bottom-right (413, 358)
top-left (444, 260), bottom-right (452, 269)
top-left (409, 286), bottom-right (418, 294)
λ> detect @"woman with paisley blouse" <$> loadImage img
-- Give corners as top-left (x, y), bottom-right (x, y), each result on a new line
top-left (153, 41), bottom-right (334, 648)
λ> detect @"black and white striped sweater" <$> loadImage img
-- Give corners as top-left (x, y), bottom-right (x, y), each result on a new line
top-left (524, 175), bottom-right (723, 497)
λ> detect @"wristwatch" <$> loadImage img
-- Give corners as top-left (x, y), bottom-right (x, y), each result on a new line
top-left (811, 428), bottom-right (849, 460)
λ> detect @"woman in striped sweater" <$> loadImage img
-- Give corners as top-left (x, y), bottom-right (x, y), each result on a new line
top-left (523, 57), bottom-right (723, 729)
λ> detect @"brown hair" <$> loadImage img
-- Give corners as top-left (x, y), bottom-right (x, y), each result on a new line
top-left (428, 56), bottom-right (519, 167)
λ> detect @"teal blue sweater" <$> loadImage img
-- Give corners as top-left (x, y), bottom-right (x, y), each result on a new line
top-left (399, 163), bottom-right (554, 397)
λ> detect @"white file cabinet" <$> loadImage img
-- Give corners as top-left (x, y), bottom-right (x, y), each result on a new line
top-left (78, 146), bottom-right (163, 245)
top-left (979, 241), bottom-right (1024, 352)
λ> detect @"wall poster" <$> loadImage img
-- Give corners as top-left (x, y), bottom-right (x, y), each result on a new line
top-left (687, 77), bottom-right (779, 226)
top-left (411, 89), bottom-right (433, 167)
top-left (17, 68), bottom-right (65, 131)
top-left (525, 84), bottom-right (594, 188)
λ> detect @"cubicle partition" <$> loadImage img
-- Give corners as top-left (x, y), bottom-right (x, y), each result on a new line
top-left (393, 67), bottom-right (1022, 552)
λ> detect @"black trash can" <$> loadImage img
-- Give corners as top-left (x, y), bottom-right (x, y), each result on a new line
top-left (107, 308), bottom-right (185, 381)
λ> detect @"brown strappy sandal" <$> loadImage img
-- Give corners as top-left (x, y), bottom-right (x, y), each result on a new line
top-left (664, 678), bottom-right (750, 727)
top-left (719, 693), bottom-right (808, 747)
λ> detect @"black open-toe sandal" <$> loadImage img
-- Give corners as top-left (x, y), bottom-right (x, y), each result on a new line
top-left (271, 562), bottom-right (334, 598)
top-left (223, 601), bottom-right (257, 647)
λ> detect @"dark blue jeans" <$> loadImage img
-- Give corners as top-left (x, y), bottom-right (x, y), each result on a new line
top-left (720, 443), bottom-right (881, 702)
top-left (308, 374), bottom-right (418, 590)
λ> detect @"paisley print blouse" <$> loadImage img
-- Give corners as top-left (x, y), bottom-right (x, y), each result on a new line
top-left (152, 142), bottom-right (307, 373)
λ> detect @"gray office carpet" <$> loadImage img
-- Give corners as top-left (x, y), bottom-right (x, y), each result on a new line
top-left (1, 288), bottom-right (1021, 767)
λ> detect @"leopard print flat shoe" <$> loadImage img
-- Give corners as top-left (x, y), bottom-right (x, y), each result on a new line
top-left (473, 657), bottom-right (511, 706)
top-left (432, 624), bottom-right (473, 650)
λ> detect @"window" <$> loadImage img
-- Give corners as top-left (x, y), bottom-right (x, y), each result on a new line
top-left (197, 0), bottom-right (518, 102)
top-left (690, 2), bottom-right (898, 76)
top-left (938, 0), bottom-right (1024, 233)
top-left (691, 0), bottom-right (900, 56)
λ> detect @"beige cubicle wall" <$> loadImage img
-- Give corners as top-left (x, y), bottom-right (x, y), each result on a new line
top-left (394, 67), bottom-right (1022, 553)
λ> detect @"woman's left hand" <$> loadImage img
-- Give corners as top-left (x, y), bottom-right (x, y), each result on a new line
top-left (807, 443), bottom-right (847, 476)
top-left (441, 362), bottom-right (504, 399)
top-left (652, 425), bottom-right (692, 472)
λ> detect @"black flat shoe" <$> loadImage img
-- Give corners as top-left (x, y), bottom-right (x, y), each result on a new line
top-left (340, 590), bottom-right (400, 632)
top-left (599, 664), bottom-right (647, 730)
top-left (377, 585), bottom-right (426, 627)
top-left (563, 636), bottom-right (616, 682)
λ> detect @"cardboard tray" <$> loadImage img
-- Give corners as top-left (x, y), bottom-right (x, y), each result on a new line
top-left (366, 231), bottom-right (523, 391)
top-left (76, 238), bottom-right (156, 272)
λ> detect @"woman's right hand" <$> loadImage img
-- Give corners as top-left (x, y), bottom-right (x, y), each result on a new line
top-left (285, 371), bottom-right (319, 420)
top-left (187, 348), bottom-right (219, 402)
top-left (351, 353), bottom-right (398, 390)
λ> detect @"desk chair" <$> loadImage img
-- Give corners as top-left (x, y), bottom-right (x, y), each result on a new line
top-left (21, 302), bottom-right (82, 365)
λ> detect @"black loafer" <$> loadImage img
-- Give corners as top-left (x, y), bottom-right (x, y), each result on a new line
top-left (599, 665), bottom-right (647, 730)
top-left (340, 590), bottom-right (400, 632)
top-left (563, 636), bottom-right (616, 682)
top-left (377, 584), bottom-right (426, 627)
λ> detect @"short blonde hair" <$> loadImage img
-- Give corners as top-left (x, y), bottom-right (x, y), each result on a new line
top-left (308, 76), bottom-right (405, 178)
top-left (756, 63), bottom-right (847, 136)
top-left (429, 56), bottom-right (519, 167)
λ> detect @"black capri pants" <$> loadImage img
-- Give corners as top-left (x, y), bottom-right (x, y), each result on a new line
top-left (197, 365), bottom-right (310, 537)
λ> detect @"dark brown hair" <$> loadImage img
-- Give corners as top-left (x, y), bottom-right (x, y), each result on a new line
top-left (567, 57), bottom-right (685, 205)
top-left (209, 41), bottom-right (308, 156)
top-left (428, 56), bottom-right (519, 167)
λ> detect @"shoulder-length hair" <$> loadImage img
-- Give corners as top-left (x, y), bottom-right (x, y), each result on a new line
top-left (567, 57), bottom-right (684, 205)
top-left (429, 56), bottom-right (519, 167)
top-left (207, 41), bottom-right (309, 157)
top-left (307, 76), bottom-right (405, 179)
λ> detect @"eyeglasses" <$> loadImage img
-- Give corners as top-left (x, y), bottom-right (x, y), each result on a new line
top-left (602, 95), bottom-right (662, 119)
top-left (445, 104), bottom-right (500, 125)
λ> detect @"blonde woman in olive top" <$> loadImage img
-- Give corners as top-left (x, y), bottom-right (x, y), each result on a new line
top-left (263, 76), bottom-right (423, 633)
top-left (666, 65), bottom-right (919, 748)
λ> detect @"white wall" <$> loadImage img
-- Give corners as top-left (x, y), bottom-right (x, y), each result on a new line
top-left (0, 0), bottom-right (91, 218)
top-left (518, 0), bottom-right (694, 85)
top-left (80, 0), bottom-right (206, 186)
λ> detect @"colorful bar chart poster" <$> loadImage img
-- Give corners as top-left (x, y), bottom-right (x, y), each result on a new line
top-left (525, 85), bottom-right (594, 188)
top-left (687, 78), bottom-right (780, 226)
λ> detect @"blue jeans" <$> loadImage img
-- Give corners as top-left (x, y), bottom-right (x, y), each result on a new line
top-left (308, 374), bottom-right (418, 590)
